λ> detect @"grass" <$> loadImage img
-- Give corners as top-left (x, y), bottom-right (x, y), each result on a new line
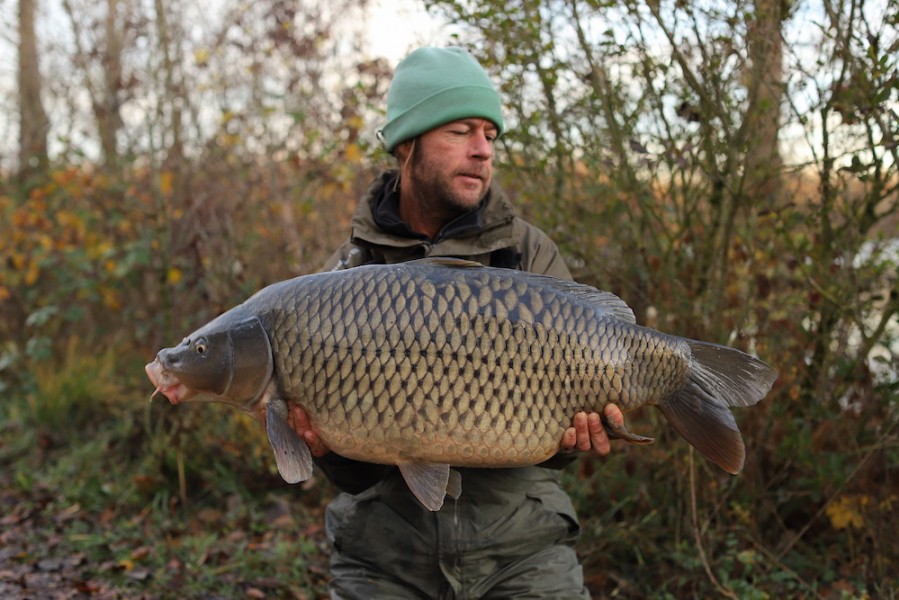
top-left (0, 346), bottom-right (331, 599)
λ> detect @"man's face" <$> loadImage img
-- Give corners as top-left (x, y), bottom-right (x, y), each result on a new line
top-left (404, 118), bottom-right (497, 216)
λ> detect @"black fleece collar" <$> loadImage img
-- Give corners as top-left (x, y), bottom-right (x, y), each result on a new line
top-left (371, 172), bottom-right (488, 242)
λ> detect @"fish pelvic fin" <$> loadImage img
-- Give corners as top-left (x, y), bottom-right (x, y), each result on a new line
top-left (397, 462), bottom-right (459, 511)
top-left (265, 399), bottom-right (313, 484)
top-left (447, 468), bottom-right (462, 500)
top-left (659, 341), bottom-right (778, 474)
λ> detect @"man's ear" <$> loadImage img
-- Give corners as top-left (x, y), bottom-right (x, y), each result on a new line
top-left (394, 139), bottom-right (414, 161)
top-left (394, 138), bottom-right (417, 172)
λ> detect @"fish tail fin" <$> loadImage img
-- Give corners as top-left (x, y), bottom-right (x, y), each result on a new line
top-left (658, 341), bottom-right (778, 474)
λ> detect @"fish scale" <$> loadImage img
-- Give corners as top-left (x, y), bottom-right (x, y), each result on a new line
top-left (260, 265), bottom-right (676, 467)
top-left (145, 257), bottom-right (778, 511)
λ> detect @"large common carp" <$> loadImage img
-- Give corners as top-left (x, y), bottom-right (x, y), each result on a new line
top-left (145, 258), bottom-right (777, 510)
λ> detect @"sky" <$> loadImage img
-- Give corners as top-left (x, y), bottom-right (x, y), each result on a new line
top-left (0, 0), bottom-right (454, 169)
top-left (2, 0), bottom-right (894, 172)
top-left (364, 0), bottom-right (448, 64)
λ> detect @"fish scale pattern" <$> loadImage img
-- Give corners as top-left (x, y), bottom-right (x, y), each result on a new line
top-left (258, 263), bottom-right (692, 467)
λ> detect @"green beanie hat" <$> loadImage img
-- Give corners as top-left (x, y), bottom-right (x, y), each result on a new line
top-left (378, 47), bottom-right (505, 152)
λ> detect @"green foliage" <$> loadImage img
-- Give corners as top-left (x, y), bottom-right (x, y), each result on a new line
top-left (21, 337), bottom-right (123, 439)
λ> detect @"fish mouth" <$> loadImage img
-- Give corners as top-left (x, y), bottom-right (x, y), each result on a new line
top-left (145, 359), bottom-right (191, 405)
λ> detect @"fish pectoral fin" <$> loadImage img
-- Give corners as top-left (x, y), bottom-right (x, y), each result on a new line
top-left (602, 413), bottom-right (655, 445)
top-left (265, 400), bottom-right (313, 484)
top-left (397, 462), bottom-right (456, 511)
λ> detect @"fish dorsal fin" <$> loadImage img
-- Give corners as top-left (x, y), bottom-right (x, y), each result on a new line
top-left (406, 256), bottom-right (636, 324)
top-left (266, 399), bottom-right (313, 484)
top-left (569, 286), bottom-right (636, 323)
top-left (398, 462), bottom-right (455, 511)
top-left (521, 275), bottom-right (636, 324)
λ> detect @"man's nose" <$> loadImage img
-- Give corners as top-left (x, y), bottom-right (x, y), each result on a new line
top-left (470, 131), bottom-right (494, 159)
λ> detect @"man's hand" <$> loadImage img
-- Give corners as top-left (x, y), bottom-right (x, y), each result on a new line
top-left (560, 404), bottom-right (624, 456)
top-left (287, 404), bottom-right (331, 457)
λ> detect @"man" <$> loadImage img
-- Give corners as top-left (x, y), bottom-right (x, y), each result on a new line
top-left (288, 47), bottom-right (626, 599)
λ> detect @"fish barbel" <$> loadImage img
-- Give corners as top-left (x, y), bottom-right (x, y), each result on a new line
top-left (145, 258), bottom-right (777, 510)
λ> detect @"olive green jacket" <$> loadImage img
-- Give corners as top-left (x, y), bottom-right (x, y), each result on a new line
top-left (322, 171), bottom-right (572, 279)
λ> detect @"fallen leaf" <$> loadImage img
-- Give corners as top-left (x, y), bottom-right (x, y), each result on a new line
top-left (117, 559), bottom-right (135, 572)
top-left (54, 504), bottom-right (82, 523)
top-left (36, 558), bottom-right (63, 572)
top-left (126, 568), bottom-right (151, 581)
top-left (74, 579), bottom-right (102, 594)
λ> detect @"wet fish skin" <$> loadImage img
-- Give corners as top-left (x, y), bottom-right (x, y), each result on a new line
top-left (145, 258), bottom-right (778, 510)
top-left (269, 270), bottom-right (682, 466)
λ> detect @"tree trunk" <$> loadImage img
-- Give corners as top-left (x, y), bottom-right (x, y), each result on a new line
top-left (154, 0), bottom-right (184, 168)
top-left (17, 0), bottom-right (50, 181)
top-left (97, 0), bottom-right (125, 169)
top-left (742, 0), bottom-right (785, 204)
top-left (60, 0), bottom-right (127, 169)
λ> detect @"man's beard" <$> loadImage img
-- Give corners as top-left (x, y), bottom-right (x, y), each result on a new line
top-left (409, 152), bottom-right (489, 221)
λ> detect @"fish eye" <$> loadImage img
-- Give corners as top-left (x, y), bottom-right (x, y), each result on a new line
top-left (194, 338), bottom-right (208, 354)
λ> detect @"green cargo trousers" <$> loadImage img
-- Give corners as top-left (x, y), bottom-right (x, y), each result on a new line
top-left (324, 465), bottom-right (591, 599)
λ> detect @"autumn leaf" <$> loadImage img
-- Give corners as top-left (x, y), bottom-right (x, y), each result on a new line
top-left (826, 494), bottom-right (870, 530)
top-left (167, 267), bottom-right (183, 285)
top-left (344, 143), bottom-right (363, 162)
top-left (159, 171), bottom-right (174, 197)
top-left (24, 259), bottom-right (40, 286)
top-left (194, 48), bottom-right (210, 67)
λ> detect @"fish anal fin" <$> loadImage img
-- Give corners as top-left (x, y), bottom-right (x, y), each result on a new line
top-left (266, 400), bottom-right (313, 484)
top-left (601, 411), bottom-right (655, 445)
top-left (398, 462), bottom-right (455, 511)
top-left (658, 386), bottom-right (745, 474)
